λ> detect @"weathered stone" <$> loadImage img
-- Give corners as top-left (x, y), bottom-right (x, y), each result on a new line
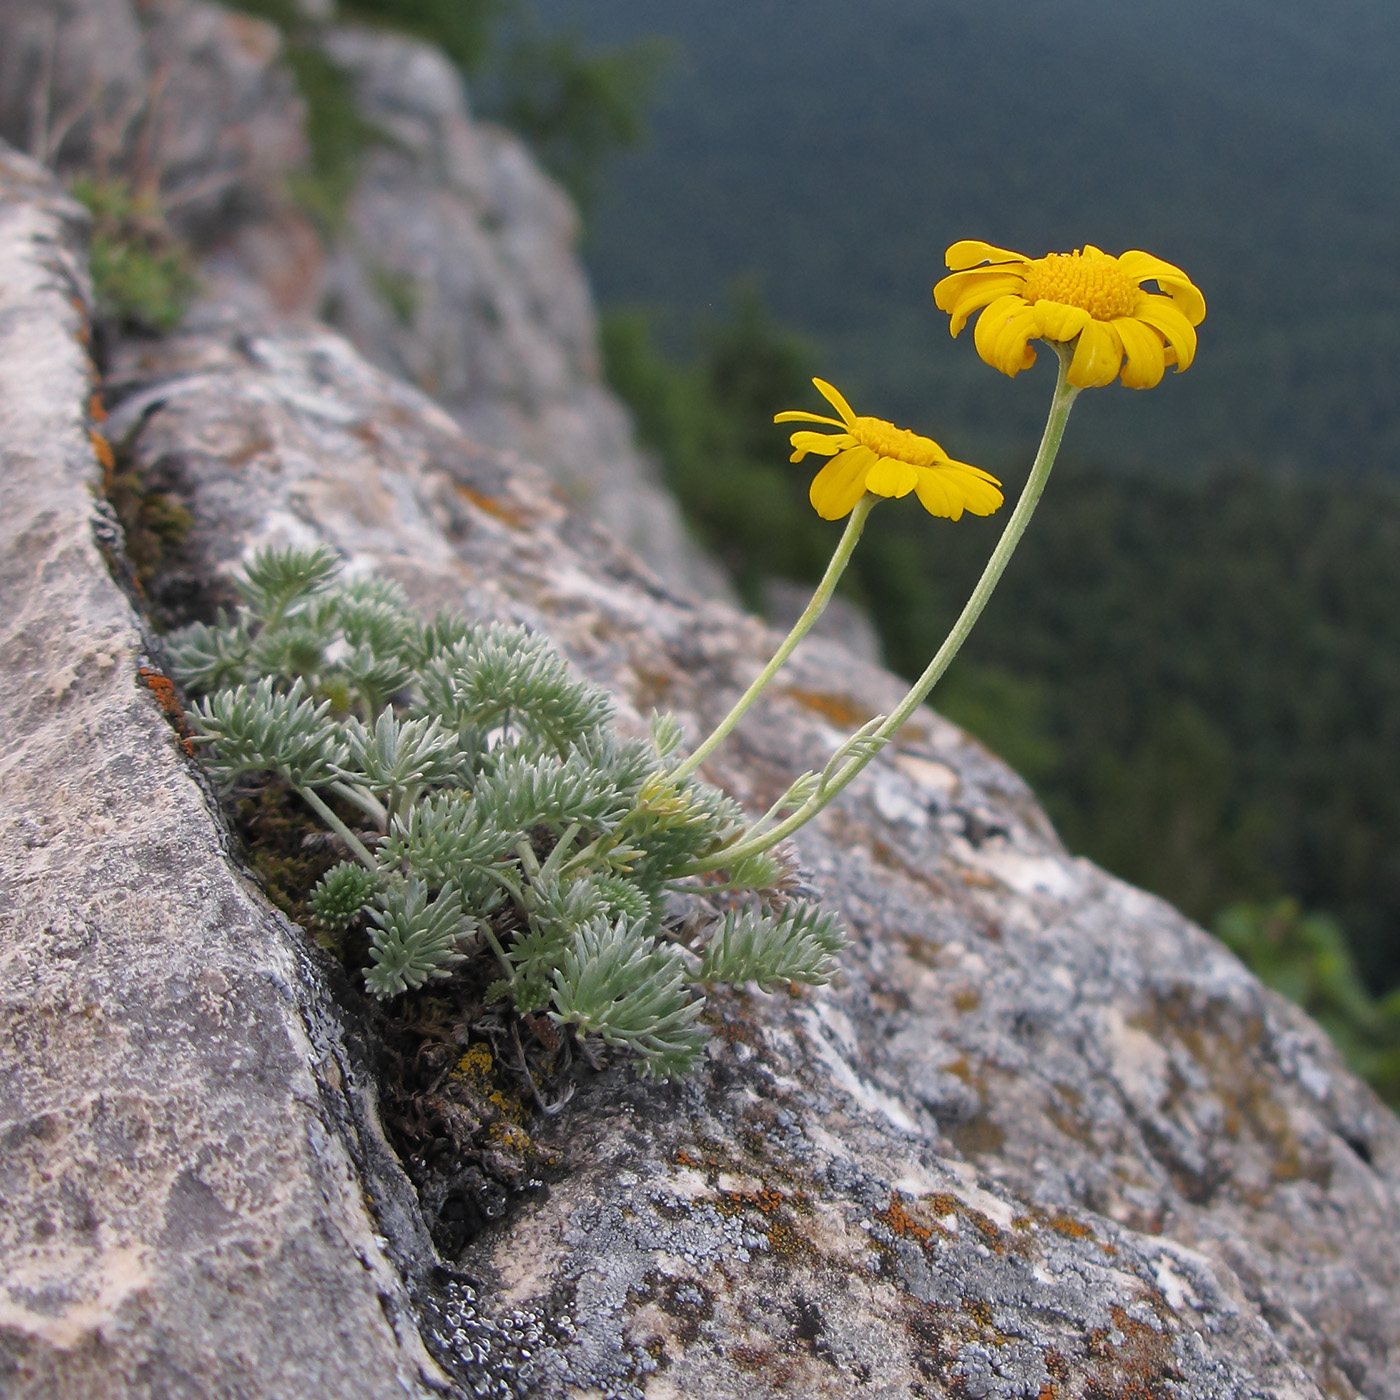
top-left (0, 0), bottom-right (307, 244)
top-left (87, 202), bottom-right (1400, 1399)
top-left (314, 21), bottom-right (726, 600)
top-left (1, 11), bottom-right (1398, 1394)
top-left (0, 0), bottom-right (725, 599)
top-left (0, 143), bottom-right (448, 1400)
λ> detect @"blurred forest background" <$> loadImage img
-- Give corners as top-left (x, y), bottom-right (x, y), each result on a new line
top-left (232, 0), bottom-right (1400, 1097)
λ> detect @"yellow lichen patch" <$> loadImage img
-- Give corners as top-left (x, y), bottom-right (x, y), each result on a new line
top-left (487, 1122), bottom-right (533, 1154)
top-left (487, 1088), bottom-right (527, 1125)
top-left (963, 1297), bottom-right (996, 1329)
top-left (453, 481), bottom-right (532, 528)
top-left (457, 1042), bottom-right (494, 1084)
top-left (782, 687), bottom-right (875, 728)
top-left (1047, 1212), bottom-right (1095, 1241)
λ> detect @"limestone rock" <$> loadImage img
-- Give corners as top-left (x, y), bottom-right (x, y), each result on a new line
top-left (0, 144), bottom-right (449, 1400)
top-left (0, 0), bottom-right (307, 244)
top-left (0, 0), bottom-right (721, 599)
top-left (313, 21), bottom-right (726, 600)
top-left (79, 187), bottom-right (1400, 1396)
top-left (1, 15), bottom-right (1399, 1396)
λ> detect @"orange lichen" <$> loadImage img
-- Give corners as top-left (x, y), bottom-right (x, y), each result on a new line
top-left (781, 687), bottom-right (875, 727)
top-left (454, 481), bottom-right (531, 528)
top-left (90, 428), bottom-right (115, 491)
top-left (1048, 1213), bottom-right (1095, 1240)
top-left (965, 1207), bottom-right (1006, 1253)
top-left (138, 667), bottom-right (196, 755)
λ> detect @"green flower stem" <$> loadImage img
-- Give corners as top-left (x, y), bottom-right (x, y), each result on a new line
top-left (329, 780), bottom-right (388, 831)
top-left (667, 492), bottom-right (878, 786)
top-left (701, 346), bottom-right (1080, 870)
top-left (537, 822), bottom-right (581, 884)
top-left (296, 783), bottom-right (381, 870)
top-left (479, 921), bottom-right (518, 986)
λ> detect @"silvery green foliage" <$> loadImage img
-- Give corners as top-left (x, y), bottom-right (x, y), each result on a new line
top-left (698, 903), bottom-right (847, 989)
top-left (168, 546), bottom-right (846, 1076)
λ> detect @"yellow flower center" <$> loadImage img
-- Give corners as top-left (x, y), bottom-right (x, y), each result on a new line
top-left (852, 417), bottom-right (941, 467)
top-left (1021, 248), bottom-right (1138, 321)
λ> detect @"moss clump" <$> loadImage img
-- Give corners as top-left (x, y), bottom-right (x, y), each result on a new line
top-left (71, 177), bottom-right (196, 333)
top-left (106, 467), bottom-right (194, 592)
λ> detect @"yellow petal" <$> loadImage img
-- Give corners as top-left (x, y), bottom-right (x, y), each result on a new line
top-left (1118, 251), bottom-right (1207, 326)
top-left (1134, 294), bottom-right (1198, 372)
top-left (974, 294), bottom-right (1039, 377)
top-left (1033, 300), bottom-right (1092, 342)
top-left (809, 445), bottom-right (875, 520)
top-left (864, 456), bottom-right (920, 498)
top-left (947, 457), bottom-right (1004, 487)
top-left (945, 240), bottom-right (1027, 271)
top-left (933, 270), bottom-right (1025, 336)
top-left (921, 463), bottom-right (1005, 518)
top-left (1067, 319), bottom-right (1124, 388)
top-left (1160, 278), bottom-right (1207, 327)
top-left (913, 469), bottom-right (958, 519)
top-left (1117, 249), bottom-right (1186, 283)
top-left (1112, 316), bottom-right (1167, 390)
top-left (812, 378), bottom-right (858, 427)
top-left (787, 430), bottom-right (850, 462)
top-left (946, 465), bottom-right (1006, 516)
top-left (774, 409), bottom-right (848, 427)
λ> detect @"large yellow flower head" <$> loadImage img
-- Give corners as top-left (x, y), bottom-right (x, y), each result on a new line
top-left (933, 241), bottom-right (1206, 390)
top-left (777, 378), bottom-right (1003, 522)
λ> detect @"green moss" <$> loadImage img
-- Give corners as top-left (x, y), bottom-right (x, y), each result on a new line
top-left (106, 468), bottom-right (194, 590)
top-left (70, 177), bottom-right (196, 333)
top-left (370, 264), bottom-right (421, 327)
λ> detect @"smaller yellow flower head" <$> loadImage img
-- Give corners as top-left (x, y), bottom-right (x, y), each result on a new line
top-left (933, 242), bottom-right (1206, 390)
top-left (776, 378), bottom-right (1003, 522)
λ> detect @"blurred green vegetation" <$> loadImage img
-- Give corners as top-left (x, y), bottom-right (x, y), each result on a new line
top-left (339, 0), bottom-right (509, 71)
top-left (601, 291), bottom-right (834, 603)
top-left (603, 289), bottom-right (1400, 1104)
top-left (1215, 901), bottom-right (1400, 1105)
top-left (230, 0), bottom-right (666, 216)
top-left (282, 44), bottom-right (386, 234)
top-left (71, 176), bottom-right (196, 332)
top-left (488, 27), bottom-right (671, 211)
top-left (531, 0), bottom-right (1400, 481)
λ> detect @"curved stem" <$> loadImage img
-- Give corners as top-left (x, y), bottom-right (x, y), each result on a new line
top-left (698, 348), bottom-right (1080, 870)
top-left (297, 783), bottom-right (380, 871)
top-left (328, 779), bottom-right (388, 831)
top-left (667, 492), bottom-right (877, 785)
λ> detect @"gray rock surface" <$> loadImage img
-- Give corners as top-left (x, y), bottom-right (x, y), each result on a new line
top-left (1, 12), bottom-right (1398, 1397)
top-left (0, 0), bottom-right (723, 600)
top-left (312, 21), bottom-right (725, 600)
top-left (72, 180), bottom-right (1400, 1396)
top-left (0, 145), bottom-right (450, 1400)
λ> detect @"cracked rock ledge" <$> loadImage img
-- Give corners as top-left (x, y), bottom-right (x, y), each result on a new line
top-left (2, 148), bottom-right (1398, 1399)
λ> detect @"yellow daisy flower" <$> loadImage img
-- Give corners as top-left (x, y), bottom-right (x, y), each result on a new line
top-left (933, 241), bottom-right (1206, 390)
top-left (776, 378), bottom-right (1004, 522)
